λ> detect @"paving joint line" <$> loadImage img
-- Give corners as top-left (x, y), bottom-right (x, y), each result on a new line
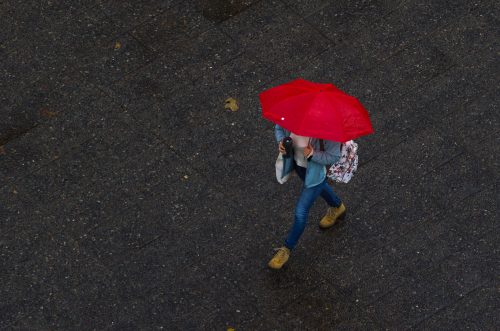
top-left (414, 89), bottom-right (497, 140)
top-left (0, 62), bottom-right (98, 149)
top-left (374, 7), bottom-right (470, 65)
top-left (421, 150), bottom-right (466, 178)
top-left (258, 47), bottom-right (331, 88)
top-left (402, 252), bottom-right (498, 327)
top-left (343, 9), bottom-right (471, 85)
top-left (366, 208), bottom-right (447, 259)
top-left (357, 138), bottom-right (409, 168)
top-left (407, 279), bottom-right (494, 330)
top-left (277, 0), bottom-right (342, 49)
top-left (359, 251), bottom-right (457, 311)
top-left (2, 299), bottom-right (46, 330)
top-left (213, 0), bottom-right (267, 24)
top-left (276, 282), bottom-right (324, 310)
top-left (187, 49), bottom-right (246, 87)
top-left (347, 197), bottom-right (390, 226)
top-left (96, 1), bottom-right (169, 36)
top-left (325, 45), bottom-right (439, 100)
top-left (397, 184), bottom-right (494, 240)
top-left (3, 90), bottom-right (154, 184)
top-left (352, 183), bottom-right (496, 285)
top-left (131, 19), bottom-right (195, 56)
top-left (117, 29), bottom-right (159, 69)
top-left (80, 171), bottom-right (215, 238)
top-left (11, 137), bottom-right (168, 223)
top-left (375, 61), bottom-right (458, 101)
top-left (1, 133), bottom-right (96, 190)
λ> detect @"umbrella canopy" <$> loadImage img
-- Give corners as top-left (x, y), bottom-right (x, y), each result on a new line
top-left (260, 78), bottom-right (374, 142)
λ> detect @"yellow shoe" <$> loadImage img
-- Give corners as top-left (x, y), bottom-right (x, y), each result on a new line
top-left (319, 203), bottom-right (346, 229)
top-left (268, 247), bottom-right (290, 270)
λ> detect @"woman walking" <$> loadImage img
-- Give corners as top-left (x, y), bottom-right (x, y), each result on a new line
top-left (268, 125), bottom-right (346, 269)
top-left (260, 78), bottom-right (374, 270)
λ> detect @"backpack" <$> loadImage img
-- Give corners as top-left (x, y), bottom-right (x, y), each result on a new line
top-left (319, 139), bottom-right (358, 183)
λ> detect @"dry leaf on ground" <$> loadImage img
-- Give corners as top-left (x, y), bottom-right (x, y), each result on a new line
top-left (224, 97), bottom-right (239, 112)
top-left (40, 108), bottom-right (58, 118)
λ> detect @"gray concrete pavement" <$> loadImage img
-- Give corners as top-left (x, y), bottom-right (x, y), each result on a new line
top-left (1, 0), bottom-right (498, 329)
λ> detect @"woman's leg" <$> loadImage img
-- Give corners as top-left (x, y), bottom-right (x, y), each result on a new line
top-left (320, 179), bottom-right (342, 207)
top-left (318, 178), bottom-right (346, 229)
top-left (284, 183), bottom-right (323, 250)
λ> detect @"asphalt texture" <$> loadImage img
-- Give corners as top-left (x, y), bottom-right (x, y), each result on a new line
top-left (1, 0), bottom-right (499, 329)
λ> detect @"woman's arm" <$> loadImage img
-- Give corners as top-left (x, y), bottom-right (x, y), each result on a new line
top-left (311, 140), bottom-right (341, 165)
top-left (274, 124), bottom-right (287, 143)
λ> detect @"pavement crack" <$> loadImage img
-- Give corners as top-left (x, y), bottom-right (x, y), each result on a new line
top-left (0, 123), bottom-right (39, 146)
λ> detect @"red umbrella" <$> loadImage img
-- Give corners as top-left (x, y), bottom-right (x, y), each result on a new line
top-left (260, 78), bottom-right (374, 142)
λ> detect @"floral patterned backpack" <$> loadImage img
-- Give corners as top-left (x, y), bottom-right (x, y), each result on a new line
top-left (320, 140), bottom-right (359, 183)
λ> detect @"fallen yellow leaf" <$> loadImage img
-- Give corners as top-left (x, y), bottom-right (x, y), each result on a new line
top-left (227, 328), bottom-right (235, 331)
top-left (224, 97), bottom-right (239, 112)
top-left (114, 41), bottom-right (121, 50)
top-left (40, 108), bottom-right (58, 118)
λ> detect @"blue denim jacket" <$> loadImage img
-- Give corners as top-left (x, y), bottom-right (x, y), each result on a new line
top-left (275, 125), bottom-right (342, 188)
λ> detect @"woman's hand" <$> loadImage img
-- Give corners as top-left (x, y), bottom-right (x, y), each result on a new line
top-left (303, 143), bottom-right (313, 158)
top-left (278, 141), bottom-right (286, 155)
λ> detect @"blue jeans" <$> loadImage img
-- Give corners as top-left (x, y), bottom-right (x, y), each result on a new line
top-left (284, 163), bottom-right (342, 250)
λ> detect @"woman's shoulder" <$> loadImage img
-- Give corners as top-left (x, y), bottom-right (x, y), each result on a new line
top-left (313, 138), bottom-right (341, 145)
top-left (313, 138), bottom-right (341, 152)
